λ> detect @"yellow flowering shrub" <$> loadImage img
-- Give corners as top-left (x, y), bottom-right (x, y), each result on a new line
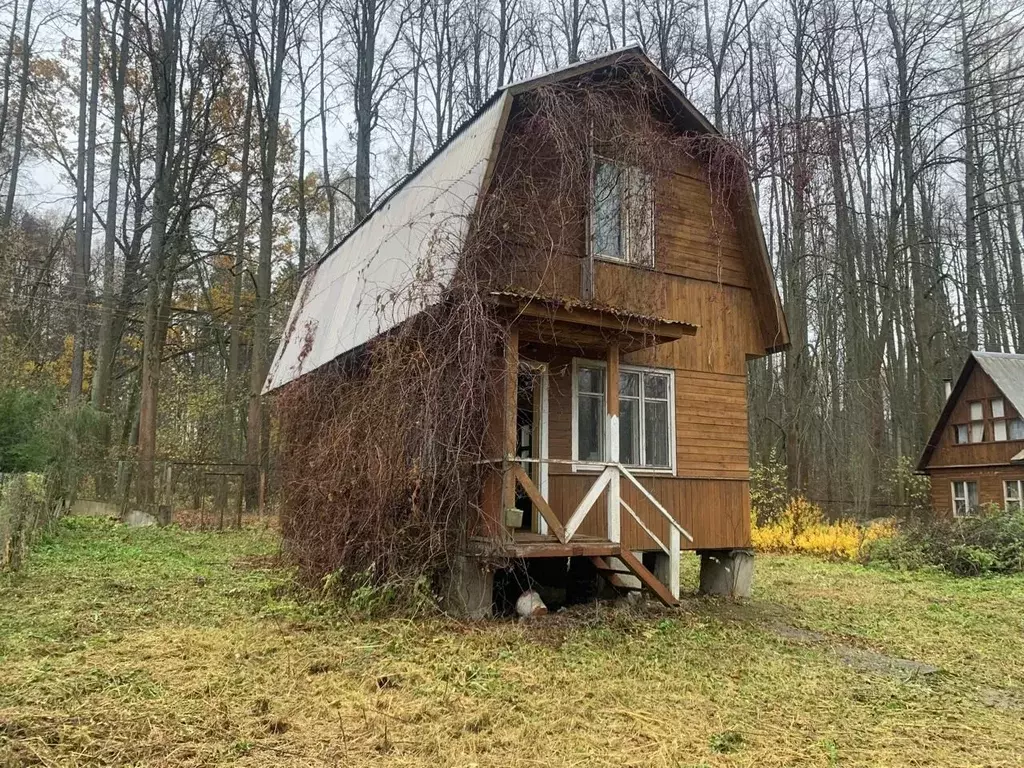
top-left (751, 496), bottom-right (897, 561)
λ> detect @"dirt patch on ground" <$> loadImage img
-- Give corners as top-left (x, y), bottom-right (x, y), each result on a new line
top-left (771, 622), bottom-right (941, 677)
top-left (980, 688), bottom-right (1024, 711)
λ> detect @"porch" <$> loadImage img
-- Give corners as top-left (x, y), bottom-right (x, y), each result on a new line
top-left (474, 293), bottom-right (699, 606)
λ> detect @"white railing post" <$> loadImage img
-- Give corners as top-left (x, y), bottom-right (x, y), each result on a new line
top-left (668, 526), bottom-right (680, 600)
top-left (606, 344), bottom-right (620, 543)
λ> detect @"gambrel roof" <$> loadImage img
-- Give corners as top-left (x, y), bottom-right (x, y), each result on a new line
top-left (917, 351), bottom-right (1024, 470)
top-left (264, 47), bottom-right (788, 394)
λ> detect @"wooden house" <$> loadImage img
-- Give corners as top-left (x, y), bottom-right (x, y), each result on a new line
top-left (266, 48), bottom-right (789, 616)
top-left (917, 352), bottom-right (1024, 517)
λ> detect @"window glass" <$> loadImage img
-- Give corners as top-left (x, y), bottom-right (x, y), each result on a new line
top-left (970, 402), bottom-right (983, 420)
top-left (954, 424), bottom-right (969, 444)
top-left (992, 398), bottom-right (1005, 418)
top-left (644, 399), bottom-right (671, 468)
top-left (577, 393), bottom-right (603, 461)
top-left (592, 162), bottom-right (622, 259)
top-left (619, 371), bottom-right (640, 397)
top-left (994, 420), bottom-right (1007, 442)
top-left (619, 398), bottom-right (640, 465)
top-left (644, 373), bottom-right (669, 400)
top-left (970, 421), bottom-right (984, 443)
top-left (968, 481), bottom-right (979, 509)
top-left (576, 366), bottom-right (604, 462)
top-left (1011, 419), bottom-right (1024, 440)
top-left (577, 366), bottom-right (604, 395)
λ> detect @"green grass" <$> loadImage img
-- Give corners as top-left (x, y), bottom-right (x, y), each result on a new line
top-left (1, 518), bottom-right (1023, 766)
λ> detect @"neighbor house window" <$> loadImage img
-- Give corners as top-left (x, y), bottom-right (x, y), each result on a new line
top-left (591, 158), bottom-right (654, 267)
top-left (990, 398), bottom-right (1008, 441)
top-left (952, 480), bottom-right (979, 517)
top-left (1010, 418), bottom-right (1024, 440)
top-left (969, 402), bottom-right (984, 442)
top-left (574, 361), bottom-right (674, 470)
top-left (1005, 480), bottom-right (1023, 511)
top-left (954, 424), bottom-right (969, 444)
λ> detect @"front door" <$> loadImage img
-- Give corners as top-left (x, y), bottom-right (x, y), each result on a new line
top-left (515, 361), bottom-right (549, 533)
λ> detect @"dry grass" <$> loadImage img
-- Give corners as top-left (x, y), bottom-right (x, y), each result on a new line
top-left (2, 519), bottom-right (1023, 766)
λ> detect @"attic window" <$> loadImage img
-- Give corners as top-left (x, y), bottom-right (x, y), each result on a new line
top-left (590, 159), bottom-right (654, 267)
top-left (1011, 419), bottom-right (1024, 440)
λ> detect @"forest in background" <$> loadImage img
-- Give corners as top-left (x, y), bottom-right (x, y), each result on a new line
top-left (0, 0), bottom-right (1021, 517)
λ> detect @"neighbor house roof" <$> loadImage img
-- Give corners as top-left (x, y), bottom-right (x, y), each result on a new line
top-left (264, 46), bottom-right (788, 394)
top-left (917, 351), bottom-right (1024, 470)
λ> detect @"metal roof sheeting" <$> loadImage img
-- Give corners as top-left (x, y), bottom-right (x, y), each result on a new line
top-left (263, 93), bottom-right (509, 393)
top-left (264, 46), bottom-right (788, 393)
top-left (973, 352), bottom-right (1024, 416)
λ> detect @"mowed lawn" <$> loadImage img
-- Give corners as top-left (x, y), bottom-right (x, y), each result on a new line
top-left (2, 520), bottom-right (1023, 767)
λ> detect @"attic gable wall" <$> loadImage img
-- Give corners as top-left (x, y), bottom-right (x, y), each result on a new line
top-left (478, 84), bottom-right (769, 364)
top-left (923, 364), bottom-right (1024, 469)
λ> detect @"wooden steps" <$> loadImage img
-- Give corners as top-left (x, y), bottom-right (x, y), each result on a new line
top-left (591, 549), bottom-right (680, 608)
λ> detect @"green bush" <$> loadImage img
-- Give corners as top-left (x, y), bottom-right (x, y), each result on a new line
top-left (0, 386), bottom-right (58, 472)
top-left (864, 504), bottom-right (1024, 575)
top-left (0, 472), bottom-right (53, 570)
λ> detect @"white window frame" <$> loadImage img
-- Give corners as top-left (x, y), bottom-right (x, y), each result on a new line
top-left (570, 357), bottom-right (676, 475)
top-left (951, 480), bottom-right (978, 518)
top-left (589, 155), bottom-right (655, 268)
top-left (1005, 480), bottom-right (1023, 511)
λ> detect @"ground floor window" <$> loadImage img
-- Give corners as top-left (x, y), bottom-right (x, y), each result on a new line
top-left (573, 359), bottom-right (674, 470)
top-left (1005, 480), bottom-right (1023, 511)
top-left (951, 480), bottom-right (979, 517)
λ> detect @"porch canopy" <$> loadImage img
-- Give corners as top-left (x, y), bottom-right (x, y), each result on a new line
top-left (487, 290), bottom-right (697, 354)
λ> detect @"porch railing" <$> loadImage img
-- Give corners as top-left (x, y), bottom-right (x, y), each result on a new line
top-left (507, 457), bottom-right (693, 599)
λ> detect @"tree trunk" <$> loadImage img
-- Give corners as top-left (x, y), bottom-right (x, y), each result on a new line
top-left (244, 0), bottom-right (289, 509)
top-left (2, 0), bottom-right (33, 228)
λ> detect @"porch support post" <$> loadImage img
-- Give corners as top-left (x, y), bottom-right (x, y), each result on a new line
top-left (606, 343), bottom-right (620, 543)
top-left (500, 325), bottom-right (519, 526)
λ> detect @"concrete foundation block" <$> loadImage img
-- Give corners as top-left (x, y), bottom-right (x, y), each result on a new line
top-left (122, 509), bottom-right (159, 528)
top-left (651, 551), bottom-right (672, 587)
top-left (441, 556), bottom-right (494, 619)
top-left (70, 499), bottom-right (120, 518)
top-left (698, 549), bottom-right (754, 598)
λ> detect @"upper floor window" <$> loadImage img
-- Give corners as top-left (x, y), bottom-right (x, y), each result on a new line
top-left (573, 360), bottom-right (674, 471)
top-left (1011, 418), bottom-right (1024, 440)
top-left (954, 400), bottom-right (987, 443)
top-left (591, 159), bottom-right (654, 267)
top-left (969, 401), bottom-right (985, 442)
top-left (954, 398), bottom-right (1023, 444)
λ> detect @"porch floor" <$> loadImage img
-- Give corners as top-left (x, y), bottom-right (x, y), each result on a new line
top-left (468, 531), bottom-right (620, 559)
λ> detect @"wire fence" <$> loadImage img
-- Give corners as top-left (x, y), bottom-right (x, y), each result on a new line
top-left (0, 472), bottom-right (65, 570)
top-left (69, 458), bottom-right (277, 531)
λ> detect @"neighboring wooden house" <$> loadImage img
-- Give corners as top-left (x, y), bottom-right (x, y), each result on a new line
top-left (266, 48), bottom-right (788, 616)
top-left (917, 352), bottom-right (1024, 517)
